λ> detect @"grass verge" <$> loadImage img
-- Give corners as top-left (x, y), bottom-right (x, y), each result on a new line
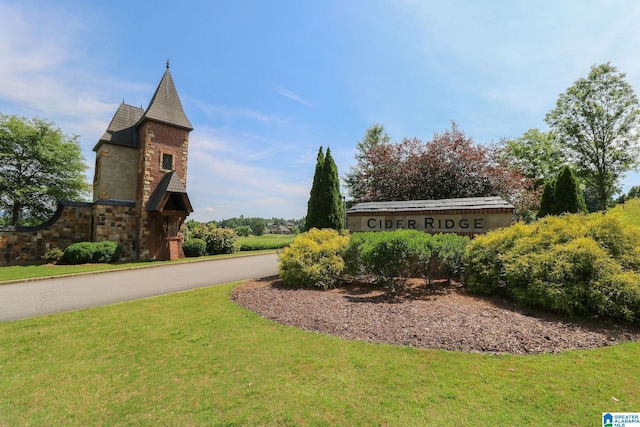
top-left (0, 282), bottom-right (638, 426)
top-left (0, 250), bottom-right (274, 283)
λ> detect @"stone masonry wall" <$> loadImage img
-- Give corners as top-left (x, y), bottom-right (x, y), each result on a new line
top-left (0, 201), bottom-right (138, 265)
top-left (92, 201), bottom-right (137, 261)
top-left (0, 202), bottom-right (93, 265)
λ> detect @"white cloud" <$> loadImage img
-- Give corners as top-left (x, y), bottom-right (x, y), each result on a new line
top-left (271, 82), bottom-right (314, 107)
top-left (187, 130), bottom-right (310, 220)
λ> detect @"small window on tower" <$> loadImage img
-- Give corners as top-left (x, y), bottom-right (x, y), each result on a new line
top-left (161, 153), bottom-right (174, 171)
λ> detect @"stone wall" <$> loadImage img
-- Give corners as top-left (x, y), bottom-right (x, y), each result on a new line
top-left (0, 200), bottom-right (138, 265)
top-left (92, 201), bottom-right (137, 261)
top-left (0, 202), bottom-right (93, 265)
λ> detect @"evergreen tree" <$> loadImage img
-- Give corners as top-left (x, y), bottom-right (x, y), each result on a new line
top-left (304, 147), bottom-right (344, 231)
top-left (304, 147), bottom-right (325, 230)
top-left (538, 180), bottom-right (556, 218)
top-left (554, 166), bottom-right (587, 214)
top-left (321, 148), bottom-right (345, 230)
top-left (538, 166), bottom-right (587, 217)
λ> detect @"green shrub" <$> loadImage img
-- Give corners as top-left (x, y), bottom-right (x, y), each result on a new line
top-left (43, 247), bottom-right (64, 264)
top-left (92, 241), bottom-right (121, 263)
top-left (464, 213), bottom-right (640, 322)
top-left (358, 230), bottom-right (431, 292)
top-left (342, 231), bottom-right (369, 276)
top-left (205, 228), bottom-right (241, 255)
top-left (63, 241), bottom-right (121, 264)
top-left (429, 234), bottom-right (470, 282)
top-left (278, 228), bottom-right (349, 289)
top-left (63, 242), bottom-right (95, 264)
top-left (464, 222), bottom-right (531, 294)
top-left (182, 238), bottom-right (207, 257)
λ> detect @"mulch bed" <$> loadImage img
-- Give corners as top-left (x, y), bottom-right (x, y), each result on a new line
top-left (230, 277), bottom-right (640, 354)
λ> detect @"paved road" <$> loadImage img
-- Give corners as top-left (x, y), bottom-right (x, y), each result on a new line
top-left (0, 253), bottom-right (279, 322)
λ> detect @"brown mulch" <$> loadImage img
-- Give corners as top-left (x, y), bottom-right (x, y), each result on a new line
top-left (230, 277), bottom-right (640, 354)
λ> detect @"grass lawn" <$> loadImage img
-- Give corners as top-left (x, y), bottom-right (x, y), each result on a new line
top-left (238, 233), bottom-right (296, 250)
top-left (610, 196), bottom-right (640, 228)
top-left (0, 282), bottom-right (638, 426)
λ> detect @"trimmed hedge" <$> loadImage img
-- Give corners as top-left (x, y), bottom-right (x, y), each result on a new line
top-left (182, 238), bottom-right (207, 257)
top-left (464, 213), bottom-right (640, 322)
top-left (63, 241), bottom-right (122, 264)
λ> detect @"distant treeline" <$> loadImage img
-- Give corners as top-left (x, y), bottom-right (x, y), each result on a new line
top-left (186, 216), bottom-right (305, 236)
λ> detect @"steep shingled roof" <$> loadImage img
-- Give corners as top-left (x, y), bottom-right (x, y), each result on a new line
top-left (141, 64), bottom-right (193, 131)
top-left (93, 103), bottom-right (144, 151)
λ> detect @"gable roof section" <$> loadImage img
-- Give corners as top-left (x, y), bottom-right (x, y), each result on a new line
top-left (146, 171), bottom-right (193, 213)
top-left (93, 103), bottom-right (144, 151)
top-left (141, 66), bottom-right (193, 131)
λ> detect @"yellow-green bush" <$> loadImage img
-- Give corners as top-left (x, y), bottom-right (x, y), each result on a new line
top-left (464, 213), bottom-right (640, 322)
top-left (278, 228), bottom-right (349, 289)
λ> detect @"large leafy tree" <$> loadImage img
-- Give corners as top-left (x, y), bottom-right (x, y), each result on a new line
top-left (0, 114), bottom-right (88, 226)
top-left (344, 122), bottom-right (536, 217)
top-left (501, 129), bottom-right (566, 189)
top-left (545, 63), bottom-right (640, 211)
top-left (344, 124), bottom-right (390, 201)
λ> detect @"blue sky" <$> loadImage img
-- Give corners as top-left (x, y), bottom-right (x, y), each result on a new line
top-left (1, 0), bottom-right (639, 221)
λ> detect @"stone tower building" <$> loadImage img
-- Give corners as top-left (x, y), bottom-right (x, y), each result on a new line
top-left (93, 62), bottom-right (193, 260)
top-left (0, 64), bottom-right (194, 264)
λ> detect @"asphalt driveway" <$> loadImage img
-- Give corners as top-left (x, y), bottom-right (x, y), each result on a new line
top-left (0, 253), bottom-right (278, 322)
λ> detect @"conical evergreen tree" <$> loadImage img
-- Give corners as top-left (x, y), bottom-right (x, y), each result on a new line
top-left (321, 148), bottom-right (345, 230)
top-left (304, 147), bottom-right (325, 231)
top-left (538, 179), bottom-right (556, 218)
top-left (554, 165), bottom-right (587, 214)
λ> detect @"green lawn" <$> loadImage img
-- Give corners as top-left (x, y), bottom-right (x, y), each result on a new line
top-left (238, 233), bottom-right (296, 250)
top-left (610, 196), bottom-right (640, 227)
top-left (0, 282), bottom-right (638, 426)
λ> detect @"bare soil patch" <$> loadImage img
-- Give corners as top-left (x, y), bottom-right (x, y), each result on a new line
top-left (231, 277), bottom-right (640, 354)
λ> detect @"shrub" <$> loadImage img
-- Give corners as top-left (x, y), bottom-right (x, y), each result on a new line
top-left (43, 247), bottom-right (64, 264)
top-left (63, 242), bottom-right (95, 264)
top-left (464, 213), bottom-right (640, 322)
top-left (92, 241), bottom-right (121, 263)
top-left (429, 234), bottom-right (470, 282)
top-left (358, 230), bottom-right (431, 292)
top-left (182, 238), bottom-right (207, 257)
top-left (62, 241), bottom-right (121, 264)
top-left (278, 228), bottom-right (349, 289)
top-left (205, 228), bottom-right (241, 255)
